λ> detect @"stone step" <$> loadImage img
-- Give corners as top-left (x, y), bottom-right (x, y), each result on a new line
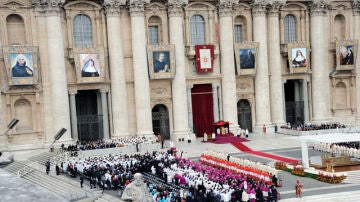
top-left (3, 161), bottom-right (31, 174)
top-left (28, 152), bottom-right (57, 165)
top-left (342, 170), bottom-right (360, 184)
top-left (94, 193), bottom-right (122, 202)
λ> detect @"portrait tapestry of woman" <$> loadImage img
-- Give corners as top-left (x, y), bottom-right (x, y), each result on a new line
top-left (292, 48), bottom-right (307, 68)
top-left (339, 45), bottom-right (354, 66)
top-left (153, 51), bottom-right (170, 73)
top-left (11, 53), bottom-right (34, 78)
top-left (80, 54), bottom-right (100, 77)
top-left (240, 48), bottom-right (255, 69)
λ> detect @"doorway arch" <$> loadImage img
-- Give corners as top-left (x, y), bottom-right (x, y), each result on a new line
top-left (152, 104), bottom-right (170, 140)
top-left (237, 99), bottom-right (252, 132)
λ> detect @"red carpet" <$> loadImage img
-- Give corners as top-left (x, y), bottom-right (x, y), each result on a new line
top-left (231, 142), bottom-right (298, 164)
top-left (204, 136), bottom-right (249, 144)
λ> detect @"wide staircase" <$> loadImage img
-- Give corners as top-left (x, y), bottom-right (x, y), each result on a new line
top-left (342, 170), bottom-right (360, 184)
top-left (3, 151), bottom-right (102, 201)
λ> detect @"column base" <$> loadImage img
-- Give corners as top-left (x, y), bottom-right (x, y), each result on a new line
top-left (228, 124), bottom-right (240, 136)
top-left (136, 131), bottom-right (155, 140)
top-left (355, 116), bottom-right (360, 126)
top-left (253, 122), bottom-right (273, 134)
top-left (310, 117), bottom-right (331, 124)
top-left (172, 129), bottom-right (196, 142)
top-left (111, 132), bottom-right (130, 139)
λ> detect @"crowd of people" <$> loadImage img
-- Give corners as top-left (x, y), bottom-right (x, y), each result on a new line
top-left (313, 142), bottom-right (360, 158)
top-left (281, 123), bottom-right (346, 131)
top-left (62, 149), bottom-right (280, 202)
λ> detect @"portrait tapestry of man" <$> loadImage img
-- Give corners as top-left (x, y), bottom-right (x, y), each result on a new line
top-left (240, 48), bottom-right (255, 69)
top-left (339, 45), bottom-right (354, 66)
top-left (153, 51), bottom-right (170, 73)
top-left (291, 48), bottom-right (307, 68)
top-left (10, 53), bottom-right (34, 78)
top-left (80, 54), bottom-right (100, 77)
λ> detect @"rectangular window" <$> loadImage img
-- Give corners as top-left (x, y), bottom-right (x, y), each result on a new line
top-left (149, 26), bottom-right (159, 45)
top-left (234, 25), bottom-right (242, 43)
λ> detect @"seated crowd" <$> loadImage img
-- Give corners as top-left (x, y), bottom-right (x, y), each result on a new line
top-left (281, 123), bottom-right (346, 131)
top-left (313, 142), bottom-right (360, 158)
top-left (65, 136), bottom-right (151, 151)
top-left (63, 150), bottom-right (279, 202)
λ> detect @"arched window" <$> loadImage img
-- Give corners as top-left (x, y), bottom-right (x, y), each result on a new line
top-left (190, 15), bottom-right (205, 45)
top-left (73, 14), bottom-right (93, 47)
top-left (284, 14), bottom-right (297, 42)
top-left (148, 16), bottom-right (162, 45)
top-left (334, 14), bottom-right (345, 40)
top-left (6, 14), bottom-right (26, 45)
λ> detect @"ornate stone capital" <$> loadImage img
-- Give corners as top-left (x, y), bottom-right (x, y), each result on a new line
top-left (310, 0), bottom-right (330, 16)
top-left (129, 0), bottom-right (150, 17)
top-left (353, 0), bottom-right (360, 15)
top-left (251, 0), bottom-right (269, 17)
top-left (100, 89), bottom-right (109, 94)
top-left (32, 0), bottom-right (65, 16)
top-left (217, 0), bottom-right (237, 17)
top-left (268, 0), bottom-right (286, 17)
top-left (167, 0), bottom-right (188, 17)
top-left (103, 0), bottom-right (126, 17)
top-left (68, 90), bottom-right (78, 95)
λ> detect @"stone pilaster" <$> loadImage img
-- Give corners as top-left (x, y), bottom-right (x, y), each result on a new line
top-left (310, 0), bottom-right (330, 123)
top-left (167, 0), bottom-right (192, 140)
top-left (100, 89), bottom-right (110, 139)
top-left (69, 90), bottom-right (78, 141)
top-left (103, 0), bottom-right (129, 137)
top-left (218, 0), bottom-right (239, 134)
top-left (268, 0), bottom-right (286, 125)
top-left (212, 84), bottom-right (220, 122)
top-left (302, 79), bottom-right (310, 123)
top-left (34, 0), bottom-right (72, 141)
top-left (129, 0), bottom-right (153, 137)
top-left (252, 0), bottom-right (272, 131)
top-left (353, 1), bottom-right (360, 124)
top-left (186, 85), bottom-right (194, 131)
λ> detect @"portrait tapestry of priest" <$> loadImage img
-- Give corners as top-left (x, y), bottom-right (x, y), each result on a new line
top-left (121, 173), bottom-right (155, 202)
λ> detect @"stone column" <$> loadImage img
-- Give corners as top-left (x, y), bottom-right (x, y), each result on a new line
top-left (218, 0), bottom-right (239, 133)
top-left (186, 85), bottom-right (194, 131)
top-left (282, 80), bottom-right (287, 123)
top-left (103, 0), bottom-right (129, 137)
top-left (252, 0), bottom-right (272, 130)
top-left (212, 83), bottom-right (219, 122)
top-left (168, 0), bottom-right (191, 140)
top-left (129, 0), bottom-right (153, 137)
top-left (33, 2), bottom-right (54, 143)
top-left (310, 0), bottom-right (330, 123)
top-left (100, 89), bottom-right (110, 139)
top-left (0, 92), bottom-right (5, 150)
top-left (42, 0), bottom-right (72, 141)
top-left (268, 0), bottom-right (286, 125)
top-left (302, 79), bottom-right (309, 123)
top-left (69, 90), bottom-right (78, 141)
top-left (353, 1), bottom-right (360, 124)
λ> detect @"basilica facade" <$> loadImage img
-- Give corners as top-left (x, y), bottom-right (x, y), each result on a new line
top-left (0, 0), bottom-right (360, 151)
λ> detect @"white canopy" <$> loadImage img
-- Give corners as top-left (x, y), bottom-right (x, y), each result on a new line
top-left (294, 133), bottom-right (360, 144)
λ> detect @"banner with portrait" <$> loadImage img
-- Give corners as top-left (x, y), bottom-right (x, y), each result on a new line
top-left (195, 45), bottom-right (214, 73)
top-left (287, 42), bottom-right (310, 74)
top-left (74, 48), bottom-right (105, 83)
top-left (336, 40), bottom-right (358, 70)
top-left (2, 46), bottom-right (39, 86)
top-left (234, 42), bottom-right (258, 75)
top-left (147, 44), bottom-right (175, 79)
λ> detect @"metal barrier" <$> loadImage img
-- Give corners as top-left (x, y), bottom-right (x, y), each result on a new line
top-left (17, 161), bottom-right (39, 177)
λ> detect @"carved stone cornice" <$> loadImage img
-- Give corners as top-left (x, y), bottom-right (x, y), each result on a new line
top-left (310, 0), bottom-right (330, 17)
top-left (129, 0), bottom-right (150, 17)
top-left (353, 0), bottom-right (360, 15)
top-left (217, 0), bottom-right (237, 17)
top-left (32, 0), bottom-right (65, 16)
top-left (103, 0), bottom-right (126, 17)
top-left (268, 0), bottom-right (285, 17)
top-left (167, 0), bottom-right (188, 17)
top-left (251, 0), bottom-right (269, 17)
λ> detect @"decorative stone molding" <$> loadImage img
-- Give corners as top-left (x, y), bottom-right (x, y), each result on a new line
top-left (353, 0), bottom-right (360, 15)
top-left (68, 90), bottom-right (78, 95)
top-left (32, 0), bottom-right (66, 16)
top-left (129, 0), bottom-right (150, 16)
top-left (310, 0), bottom-right (330, 16)
top-left (100, 89), bottom-right (109, 94)
top-left (218, 0), bottom-right (237, 17)
top-left (167, 0), bottom-right (188, 17)
top-left (251, 0), bottom-right (269, 17)
top-left (103, 0), bottom-right (126, 17)
top-left (151, 87), bottom-right (168, 97)
top-left (268, 0), bottom-right (285, 17)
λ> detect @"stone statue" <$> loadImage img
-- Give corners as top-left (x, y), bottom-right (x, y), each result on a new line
top-left (121, 173), bottom-right (154, 202)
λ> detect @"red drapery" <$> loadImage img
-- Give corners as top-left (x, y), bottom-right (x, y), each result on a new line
top-left (191, 84), bottom-right (214, 137)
